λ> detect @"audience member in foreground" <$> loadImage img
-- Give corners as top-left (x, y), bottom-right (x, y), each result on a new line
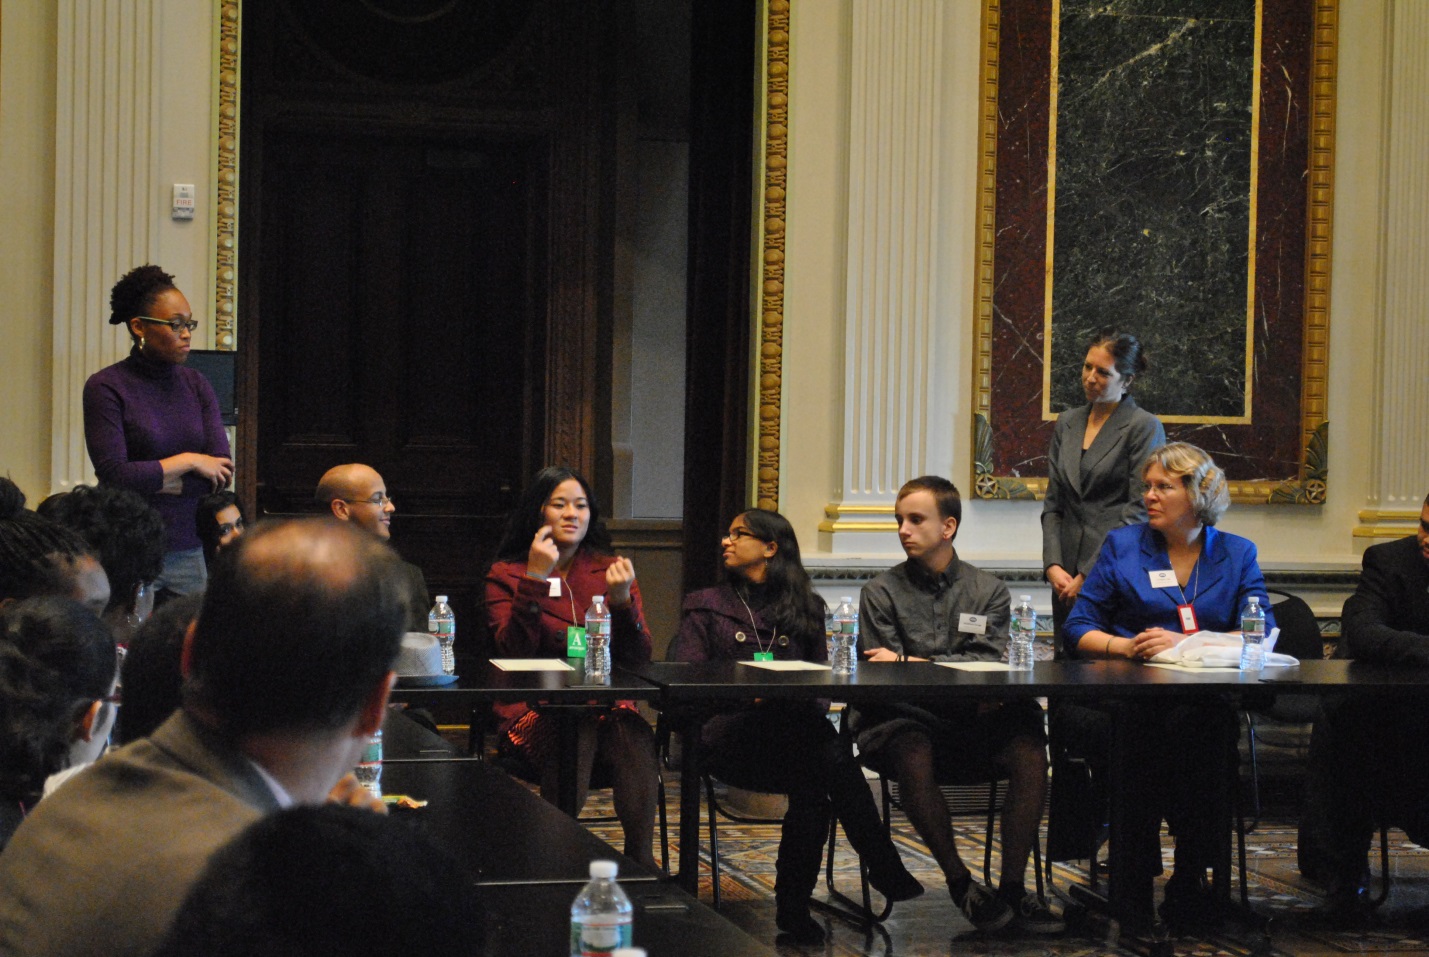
top-left (0, 597), bottom-right (117, 850)
top-left (40, 483), bottom-right (166, 640)
top-left (485, 465), bottom-right (659, 869)
top-left (0, 519), bottom-right (408, 957)
top-left (114, 593), bottom-right (204, 744)
top-left (0, 477), bottom-right (111, 615)
top-left (672, 508), bottom-right (921, 944)
top-left (855, 476), bottom-right (1062, 935)
top-left (153, 804), bottom-right (484, 957)
top-left (1064, 442), bottom-right (1273, 928)
top-left (316, 463), bottom-right (430, 631)
top-left (1302, 491), bottom-right (1429, 927)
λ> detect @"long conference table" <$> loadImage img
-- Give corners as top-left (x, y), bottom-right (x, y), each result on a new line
top-left (378, 707), bottom-right (775, 956)
top-left (392, 658), bottom-right (1429, 942)
top-left (619, 659), bottom-right (1426, 924)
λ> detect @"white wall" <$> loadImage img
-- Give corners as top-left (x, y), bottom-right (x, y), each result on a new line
top-left (0, 2), bottom-right (58, 501)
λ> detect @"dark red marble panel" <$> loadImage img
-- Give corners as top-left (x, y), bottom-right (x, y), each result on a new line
top-left (987, 0), bottom-right (1315, 484)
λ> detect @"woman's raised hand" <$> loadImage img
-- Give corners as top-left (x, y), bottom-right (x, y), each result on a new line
top-left (527, 525), bottom-right (560, 580)
top-left (605, 556), bottom-right (636, 608)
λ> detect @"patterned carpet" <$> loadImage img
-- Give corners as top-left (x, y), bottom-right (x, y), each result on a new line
top-left (572, 778), bottom-right (1429, 957)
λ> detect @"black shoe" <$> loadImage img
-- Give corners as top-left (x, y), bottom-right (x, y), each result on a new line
top-left (775, 902), bottom-right (826, 944)
top-left (953, 880), bottom-right (1014, 933)
top-left (866, 857), bottom-right (924, 903)
top-left (1315, 883), bottom-right (1377, 931)
top-left (1158, 871), bottom-right (1217, 932)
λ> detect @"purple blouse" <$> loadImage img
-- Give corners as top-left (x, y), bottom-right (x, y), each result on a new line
top-left (82, 348), bottom-right (230, 552)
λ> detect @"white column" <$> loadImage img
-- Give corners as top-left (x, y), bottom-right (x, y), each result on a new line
top-left (824, 0), bottom-right (952, 550)
top-left (1359, 0), bottom-right (1429, 537)
top-left (50, 0), bottom-right (163, 491)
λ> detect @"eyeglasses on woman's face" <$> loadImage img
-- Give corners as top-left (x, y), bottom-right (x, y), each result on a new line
top-left (137, 316), bottom-right (200, 334)
top-left (723, 527), bottom-right (762, 542)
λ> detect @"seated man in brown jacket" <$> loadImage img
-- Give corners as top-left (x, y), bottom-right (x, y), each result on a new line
top-left (0, 519), bottom-right (408, 957)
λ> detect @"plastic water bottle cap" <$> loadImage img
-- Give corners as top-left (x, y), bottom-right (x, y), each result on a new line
top-left (590, 859), bottom-right (618, 879)
top-left (1019, 595), bottom-right (1032, 601)
top-left (612, 950), bottom-right (648, 957)
top-left (593, 595), bottom-right (605, 604)
top-left (840, 596), bottom-right (852, 603)
top-left (436, 595), bottom-right (448, 603)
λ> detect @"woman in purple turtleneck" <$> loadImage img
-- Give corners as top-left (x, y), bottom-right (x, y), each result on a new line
top-left (82, 265), bottom-right (233, 597)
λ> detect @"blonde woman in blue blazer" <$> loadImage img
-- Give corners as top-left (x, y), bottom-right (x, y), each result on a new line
top-left (1064, 443), bottom-right (1274, 928)
top-left (1042, 331), bottom-right (1165, 648)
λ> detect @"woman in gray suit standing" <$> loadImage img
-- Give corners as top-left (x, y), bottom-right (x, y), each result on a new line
top-left (1041, 330), bottom-right (1165, 646)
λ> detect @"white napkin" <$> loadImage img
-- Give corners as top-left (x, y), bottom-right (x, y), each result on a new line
top-left (1148, 629), bottom-right (1298, 668)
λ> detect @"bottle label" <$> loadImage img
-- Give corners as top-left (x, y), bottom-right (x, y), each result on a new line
top-left (433, 620), bottom-right (454, 637)
top-left (570, 916), bottom-right (632, 956)
top-left (567, 626), bottom-right (588, 657)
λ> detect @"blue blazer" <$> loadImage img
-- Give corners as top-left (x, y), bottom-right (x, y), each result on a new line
top-left (1063, 523), bottom-right (1274, 657)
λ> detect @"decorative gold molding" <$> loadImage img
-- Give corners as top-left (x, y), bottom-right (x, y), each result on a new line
top-left (1352, 508), bottom-right (1422, 539)
top-left (971, 1), bottom-right (1000, 433)
top-left (754, 0), bottom-right (790, 511)
top-left (818, 502), bottom-right (897, 534)
top-left (973, 0), bottom-right (1338, 505)
top-left (212, 1), bottom-right (240, 351)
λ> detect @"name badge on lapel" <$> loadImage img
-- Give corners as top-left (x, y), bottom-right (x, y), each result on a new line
top-left (1149, 570), bottom-right (1177, 589)
top-left (958, 613), bottom-right (988, 635)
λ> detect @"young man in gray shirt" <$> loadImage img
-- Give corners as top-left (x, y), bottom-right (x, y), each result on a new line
top-left (855, 476), bottom-right (1062, 935)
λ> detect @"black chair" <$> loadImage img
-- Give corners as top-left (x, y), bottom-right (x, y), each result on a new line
top-left (827, 711), bottom-right (1045, 922)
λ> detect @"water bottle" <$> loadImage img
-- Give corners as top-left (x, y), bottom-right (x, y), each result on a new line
top-left (832, 597), bottom-right (858, 677)
top-left (428, 595), bottom-right (456, 675)
top-left (1009, 595), bottom-right (1036, 671)
top-left (585, 595), bottom-right (612, 680)
top-left (825, 604), bottom-right (837, 664)
top-left (1240, 596), bottom-right (1266, 671)
top-left (569, 859), bottom-right (632, 956)
top-left (354, 728), bottom-right (382, 799)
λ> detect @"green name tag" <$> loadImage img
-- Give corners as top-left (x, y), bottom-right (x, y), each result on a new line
top-left (566, 626), bottom-right (587, 657)
top-left (753, 652), bottom-right (774, 662)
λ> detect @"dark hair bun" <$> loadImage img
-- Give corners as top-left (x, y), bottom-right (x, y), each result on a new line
top-left (108, 264), bottom-right (176, 326)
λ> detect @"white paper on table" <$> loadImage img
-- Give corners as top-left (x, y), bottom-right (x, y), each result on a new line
top-left (1144, 662), bottom-right (1245, 674)
top-left (737, 659), bottom-right (830, 671)
top-left (936, 661), bottom-right (1012, 672)
top-left (489, 658), bottom-right (575, 672)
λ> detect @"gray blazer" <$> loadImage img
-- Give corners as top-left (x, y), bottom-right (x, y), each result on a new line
top-left (1041, 396), bottom-right (1165, 578)
top-left (0, 711), bottom-right (281, 957)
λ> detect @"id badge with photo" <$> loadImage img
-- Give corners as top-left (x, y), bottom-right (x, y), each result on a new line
top-left (1176, 604), bottom-right (1199, 633)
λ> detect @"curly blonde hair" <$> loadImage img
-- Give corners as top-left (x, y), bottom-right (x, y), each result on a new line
top-left (1141, 442), bottom-right (1230, 526)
